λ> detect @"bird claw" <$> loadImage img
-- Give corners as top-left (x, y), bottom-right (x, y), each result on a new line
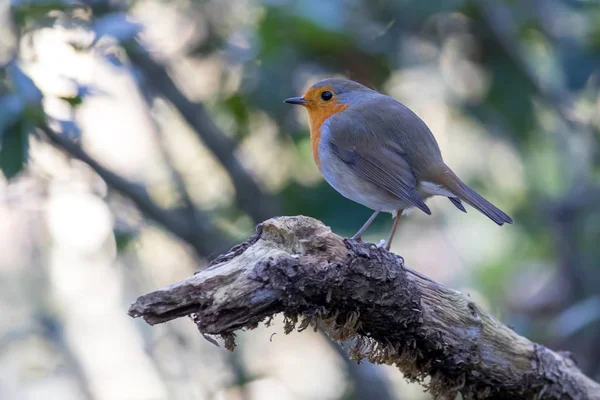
top-left (376, 239), bottom-right (387, 248)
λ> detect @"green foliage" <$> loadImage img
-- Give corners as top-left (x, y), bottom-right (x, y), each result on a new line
top-left (587, 12), bottom-right (600, 51)
top-left (0, 119), bottom-right (29, 179)
top-left (114, 230), bottom-right (136, 252)
top-left (258, 8), bottom-right (351, 60)
top-left (59, 94), bottom-right (83, 107)
top-left (221, 94), bottom-right (250, 139)
top-left (12, 1), bottom-right (68, 26)
top-left (0, 63), bottom-right (44, 180)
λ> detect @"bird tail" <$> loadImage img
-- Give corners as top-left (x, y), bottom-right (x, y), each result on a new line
top-left (437, 169), bottom-right (513, 226)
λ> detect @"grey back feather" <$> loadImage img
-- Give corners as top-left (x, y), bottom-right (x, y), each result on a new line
top-left (326, 91), bottom-right (445, 177)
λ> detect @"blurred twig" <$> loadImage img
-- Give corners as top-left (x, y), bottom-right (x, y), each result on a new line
top-left (226, 351), bottom-right (252, 400)
top-left (127, 46), bottom-right (281, 223)
top-left (38, 315), bottom-right (95, 400)
top-left (142, 93), bottom-right (226, 257)
top-left (547, 186), bottom-right (600, 298)
top-left (39, 123), bottom-right (233, 258)
top-left (0, 318), bottom-right (94, 400)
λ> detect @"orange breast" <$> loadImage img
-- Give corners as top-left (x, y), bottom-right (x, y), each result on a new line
top-left (307, 103), bottom-right (349, 169)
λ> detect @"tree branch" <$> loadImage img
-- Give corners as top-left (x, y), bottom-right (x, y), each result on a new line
top-left (128, 216), bottom-right (600, 399)
top-left (39, 124), bottom-right (233, 257)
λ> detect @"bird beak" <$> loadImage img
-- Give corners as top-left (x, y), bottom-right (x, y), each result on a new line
top-left (284, 97), bottom-right (308, 105)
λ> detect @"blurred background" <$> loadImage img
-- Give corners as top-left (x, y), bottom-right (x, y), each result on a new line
top-left (0, 0), bottom-right (599, 399)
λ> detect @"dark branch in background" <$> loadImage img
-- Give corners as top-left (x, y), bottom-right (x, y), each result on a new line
top-left (139, 89), bottom-right (224, 256)
top-left (128, 216), bottom-right (600, 400)
top-left (127, 46), bottom-right (281, 223)
top-left (39, 123), bottom-right (233, 257)
top-left (548, 187), bottom-right (600, 299)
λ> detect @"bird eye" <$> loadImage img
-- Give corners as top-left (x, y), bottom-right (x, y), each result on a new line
top-left (321, 91), bottom-right (333, 101)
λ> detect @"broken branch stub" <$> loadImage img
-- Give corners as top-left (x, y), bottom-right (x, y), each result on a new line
top-left (128, 216), bottom-right (600, 399)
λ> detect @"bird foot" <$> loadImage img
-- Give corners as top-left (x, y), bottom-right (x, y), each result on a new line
top-left (376, 239), bottom-right (387, 249)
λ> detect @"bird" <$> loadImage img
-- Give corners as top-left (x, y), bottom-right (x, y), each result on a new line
top-left (284, 77), bottom-right (513, 251)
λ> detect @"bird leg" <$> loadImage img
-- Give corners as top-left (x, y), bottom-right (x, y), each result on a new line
top-left (385, 209), bottom-right (403, 251)
top-left (351, 210), bottom-right (380, 240)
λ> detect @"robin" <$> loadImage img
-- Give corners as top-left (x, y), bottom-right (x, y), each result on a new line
top-left (284, 78), bottom-right (513, 250)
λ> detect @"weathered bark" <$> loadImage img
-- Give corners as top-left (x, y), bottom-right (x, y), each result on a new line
top-left (128, 216), bottom-right (600, 399)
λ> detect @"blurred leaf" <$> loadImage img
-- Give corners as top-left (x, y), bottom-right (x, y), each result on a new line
top-left (222, 94), bottom-right (249, 139)
top-left (473, 257), bottom-right (515, 306)
top-left (103, 52), bottom-right (126, 67)
top-left (0, 119), bottom-right (29, 179)
top-left (114, 230), bottom-right (135, 252)
top-left (258, 8), bottom-right (351, 59)
top-left (59, 94), bottom-right (83, 107)
top-left (92, 12), bottom-right (142, 43)
top-left (483, 44), bottom-right (536, 138)
top-left (54, 119), bottom-right (82, 139)
top-left (7, 62), bottom-right (42, 106)
top-left (11, 0), bottom-right (73, 26)
top-left (517, 18), bottom-right (543, 40)
top-left (587, 12), bottom-right (600, 51)
top-left (0, 94), bottom-right (25, 135)
top-left (0, 65), bottom-right (37, 180)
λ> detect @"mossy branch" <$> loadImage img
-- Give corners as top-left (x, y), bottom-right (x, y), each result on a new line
top-left (128, 216), bottom-right (600, 399)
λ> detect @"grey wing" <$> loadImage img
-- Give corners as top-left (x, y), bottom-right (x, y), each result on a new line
top-left (333, 95), bottom-right (444, 175)
top-left (328, 141), bottom-right (432, 215)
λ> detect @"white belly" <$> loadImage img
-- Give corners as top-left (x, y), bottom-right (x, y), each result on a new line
top-left (318, 144), bottom-right (411, 214)
top-left (317, 136), bottom-right (455, 215)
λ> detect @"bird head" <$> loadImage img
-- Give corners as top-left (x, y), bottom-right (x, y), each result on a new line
top-left (284, 78), bottom-right (373, 116)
